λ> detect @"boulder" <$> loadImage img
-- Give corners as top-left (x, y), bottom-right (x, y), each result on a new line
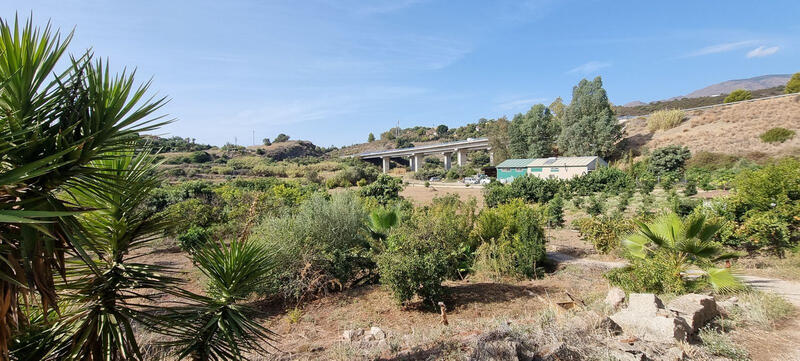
top-left (605, 287), bottom-right (627, 309)
top-left (599, 316), bottom-right (623, 335)
top-left (627, 293), bottom-right (664, 315)
top-left (610, 310), bottom-right (691, 342)
top-left (370, 326), bottom-right (386, 340)
top-left (666, 294), bottom-right (718, 332)
top-left (342, 328), bottom-right (363, 342)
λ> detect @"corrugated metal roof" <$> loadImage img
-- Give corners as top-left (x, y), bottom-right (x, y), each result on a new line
top-left (496, 159), bottom-right (536, 168)
top-left (496, 156), bottom-right (603, 168)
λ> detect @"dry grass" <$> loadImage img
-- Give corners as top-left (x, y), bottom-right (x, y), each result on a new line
top-left (647, 109), bottom-right (686, 131)
top-left (399, 184), bottom-right (485, 208)
top-left (624, 95), bottom-right (800, 158)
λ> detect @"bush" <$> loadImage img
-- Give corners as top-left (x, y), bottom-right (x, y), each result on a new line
top-left (784, 72), bottom-right (800, 94)
top-left (605, 257), bottom-right (687, 294)
top-left (759, 127), bottom-right (795, 143)
top-left (163, 198), bottom-right (216, 236)
top-left (190, 151), bottom-right (212, 163)
top-left (569, 166), bottom-right (632, 195)
top-left (724, 89), bottom-right (752, 103)
top-left (546, 194), bottom-right (565, 228)
top-left (377, 233), bottom-right (450, 307)
top-left (471, 200), bottom-right (547, 279)
top-left (737, 211), bottom-right (792, 256)
top-left (359, 174), bottom-right (403, 205)
top-left (167, 168), bottom-right (186, 177)
top-left (647, 109), bottom-right (685, 131)
top-left (573, 215), bottom-right (634, 254)
top-left (178, 226), bottom-right (211, 251)
top-left (249, 192), bottom-right (370, 300)
top-left (683, 180), bottom-right (698, 196)
top-left (585, 195), bottom-right (604, 216)
top-left (648, 145), bottom-right (691, 176)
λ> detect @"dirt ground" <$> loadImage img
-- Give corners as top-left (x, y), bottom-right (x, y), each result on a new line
top-left (400, 184), bottom-right (485, 208)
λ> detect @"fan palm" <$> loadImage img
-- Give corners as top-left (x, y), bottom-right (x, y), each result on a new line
top-left (0, 16), bottom-right (168, 357)
top-left (367, 207), bottom-right (398, 246)
top-left (159, 240), bottom-right (277, 361)
top-left (622, 212), bottom-right (741, 291)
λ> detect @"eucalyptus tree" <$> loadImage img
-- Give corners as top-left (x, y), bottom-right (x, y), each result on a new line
top-left (558, 77), bottom-right (621, 158)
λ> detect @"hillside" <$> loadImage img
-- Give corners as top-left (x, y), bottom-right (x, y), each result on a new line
top-left (679, 74), bottom-right (791, 99)
top-left (247, 140), bottom-right (325, 160)
top-left (622, 94), bottom-right (800, 158)
top-left (615, 86), bottom-right (786, 117)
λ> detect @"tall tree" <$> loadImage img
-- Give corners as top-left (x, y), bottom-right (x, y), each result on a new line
top-left (508, 113), bottom-right (528, 158)
top-left (522, 104), bottom-right (558, 158)
top-left (487, 117), bottom-right (511, 164)
top-left (558, 77), bottom-right (620, 158)
top-left (367, 133), bottom-right (375, 142)
top-left (548, 97), bottom-right (566, 124)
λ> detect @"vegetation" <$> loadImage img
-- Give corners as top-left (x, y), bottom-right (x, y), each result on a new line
top-left (620, 213), bottom-right (741, 292)
top-left (646, 109), bottom-right (685, 131)
top-left (614, 86), bottom-right (785, 116)
top-left (648, 145), bottom-right (691, 176)
top-left (759, 127), bottom-right (795, 143)
top-left (574, 216), bottom-right (634, 254)
top-left (509, 104), bottom-right (558, 158)
top-left (785, 72), bottom-right (800, 94)
top-left (724, 89), bottom-right (753, 103)
top-left (558, 76), bottom-right (621, 158)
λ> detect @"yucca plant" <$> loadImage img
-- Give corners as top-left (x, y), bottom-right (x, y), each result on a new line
top-left (622, 212), bottom-right (742, 292)
top-left (59, 148), bottom-right (184, 360)
top-left (0, 16), bottom-right (168, 358)
top-left (159, 240), bottom-right (277, 361)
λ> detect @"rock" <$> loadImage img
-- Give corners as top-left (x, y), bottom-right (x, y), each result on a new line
top-left (370, 326), bottom-right (386, 340)
top-left (627, 293), bottom-right (664, 316)
top-left (605, 287), bottom-right (627, 309)
top-left (599, 316), bottom-right (623, 335)
top-left (611, 310), bottom-right (691, 342)
top-left (662, 347), bottom-right (687, 361)
top-left (539, 342), bottom-right (581, 361)
top-left (364, 334), bottom-right (375, 342)
top-left (342, 328), bottom-right (363, 342)
top-left (666, 294), bottom-right (718, 333)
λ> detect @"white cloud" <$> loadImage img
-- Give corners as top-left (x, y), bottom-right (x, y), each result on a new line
top-left (495, 97), bottom-right (548, 111)
top-left (682, 40), bottom-right (757, 58)
top-left (567, 61), bottom-right (611, 75)
top-left (746, 45), bottom-right (780, 58)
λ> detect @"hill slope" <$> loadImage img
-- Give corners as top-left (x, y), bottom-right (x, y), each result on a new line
top-left (681, 74), bottom-right (791, 99)
top-left (622, 94), bottom-right (800, 158)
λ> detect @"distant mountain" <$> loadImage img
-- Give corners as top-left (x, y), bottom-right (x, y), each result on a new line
top-left (623, 100), bottom-right (646, 107)
top-left (671, 74), bottom-right (791, 100)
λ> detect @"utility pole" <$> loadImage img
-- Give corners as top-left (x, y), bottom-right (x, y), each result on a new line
top-left (252, 130), bottom-right (255, 146)
top-left (234, 137), bottom-right (237, 146)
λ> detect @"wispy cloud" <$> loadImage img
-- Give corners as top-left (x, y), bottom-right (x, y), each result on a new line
top-left (682, 40), bottom-right (757, 58)
top-left (495, 97), bottom-right (548, 111)
top-left (354, 0), bottom-right (427, 16)
top-left (567, 61), bottom-right (611, 75)
top-left (746, 45), bottom-right (780, 58)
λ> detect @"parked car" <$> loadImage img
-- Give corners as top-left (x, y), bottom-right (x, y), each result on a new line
top-left (429, 176), bottom-right (442, 182)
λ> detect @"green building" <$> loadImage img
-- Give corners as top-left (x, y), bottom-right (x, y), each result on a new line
top-left (496, 156), bottom-right (607, 183)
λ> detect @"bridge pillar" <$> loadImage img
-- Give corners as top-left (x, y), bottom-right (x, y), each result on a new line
top-left (456, 149), bottom-right (467, 167)
top-left (443, 152), bottom-right (452, 170)
top-left (381, 157), bottom-right (390, 173)
top-left (412, 154), bottom-right (422, 172)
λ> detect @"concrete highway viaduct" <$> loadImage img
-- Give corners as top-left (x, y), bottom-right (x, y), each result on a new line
top-left (354, 138), bottom-right (492, 173)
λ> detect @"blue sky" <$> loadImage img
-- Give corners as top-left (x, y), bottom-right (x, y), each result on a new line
top-left (5, 1), bottom-right (799, 147)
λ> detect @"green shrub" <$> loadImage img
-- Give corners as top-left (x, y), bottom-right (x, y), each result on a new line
top-left (605, 257), bottom-right (687, 294)
top-left (569, 166), bottom-right (632, 195)
top-left (471, 200), bottom-right (547, 279)
top-left (784, 72), bottom-right (800, 94)
top-left (166, 168), bottom-right (186, 177)
top-left (190, 151), bottom-right (212, 163)
top-left (737, 211), bottom-right (792, 256)
top-left (359, 174), bottom-right (403, 205)
top-left (178, 226), bottom-right (211, 251)
top-left (377, 233), bottom-right (449, 307)
top-left (648, 145), bottom-right (691, 176)
top-left (573, 215), bottom-right (634, 254)
top-left (585, 195), bottom-right (604, 216)
top-left (759, 127), bottom-right (795, 143)
top-left (723, 89), bottom-right (752, 103)
top-left (163, 198), bottom-right (216, 236)
top-left (249, 192), bottom-right (370, 300)
top-left (546, 194), bottom-right (565, 228)
top-left (647, 109), bottom-right (685, 131)
top-left (356, 178), bottom-right (368, 187)
top-left (683, 180), bottom-right (697, 196)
